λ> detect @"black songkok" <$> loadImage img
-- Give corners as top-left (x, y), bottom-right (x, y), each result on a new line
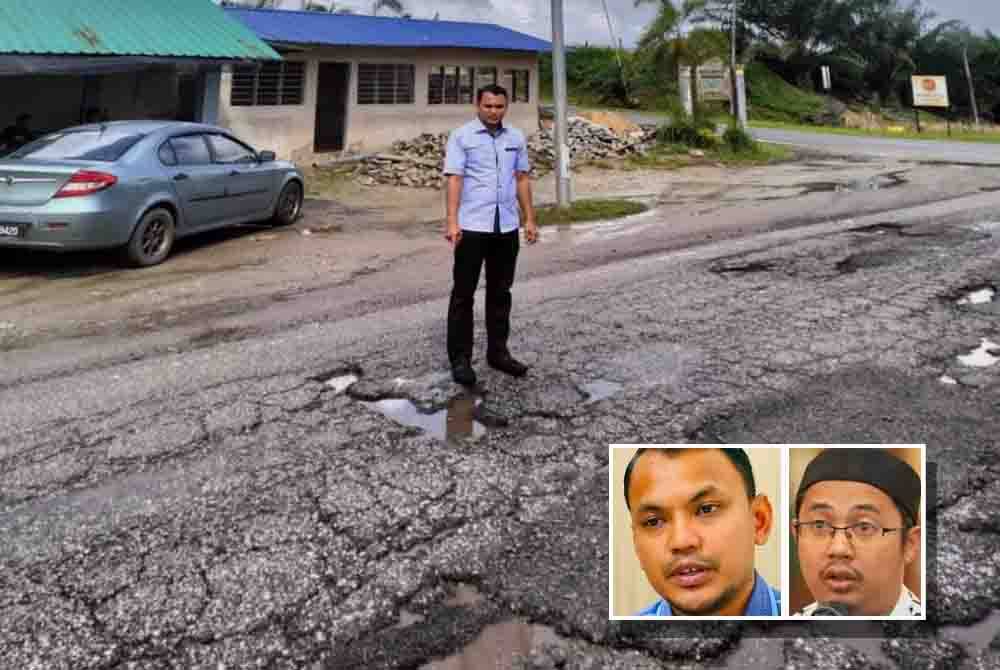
top-left (795, 448), bottom-right (921, 525)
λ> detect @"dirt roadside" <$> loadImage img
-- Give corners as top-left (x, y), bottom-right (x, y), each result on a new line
top-left (1, 155), bottom-right (999, 353)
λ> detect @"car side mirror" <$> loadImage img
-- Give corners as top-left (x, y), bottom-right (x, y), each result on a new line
top-left (258, 150), bottom-right (276, 162)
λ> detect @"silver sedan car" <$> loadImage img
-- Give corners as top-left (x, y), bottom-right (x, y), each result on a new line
top-left (0, 121), bottom-right (304, 266)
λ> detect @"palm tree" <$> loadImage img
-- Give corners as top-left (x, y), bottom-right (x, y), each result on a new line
top-left (372, 0), bottom-right (405, 16)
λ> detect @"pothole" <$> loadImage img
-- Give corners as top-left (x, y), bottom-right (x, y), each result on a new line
top-left (853, 222), bottom-right (904, 235)
top-left (957, 286), bottom-right (997, 306)
top-left (957, 338), bottom-right (1000, 368)
top-left (580, 379), bottom-right (623, 403)
top-left (710, 261), bottom-right (776, 275)
top-left (941, 609), bottom-right (1000, 657)
top-left (798, 172), bottom-right (908, 195)
top-left (366, 393), bottom-right (486, 440)
top-left (420, 620), bottom-right (558, 670)
top-left (325, 374), bottom-right (359, 394)
top-left (835, 249), bottom-right (914, 274)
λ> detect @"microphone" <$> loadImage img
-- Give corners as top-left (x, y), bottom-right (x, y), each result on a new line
top-left (812, 601), bottom-right (851, 616)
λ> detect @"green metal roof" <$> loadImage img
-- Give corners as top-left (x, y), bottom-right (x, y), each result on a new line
top-left (0, 0), bottom-right (280, 60)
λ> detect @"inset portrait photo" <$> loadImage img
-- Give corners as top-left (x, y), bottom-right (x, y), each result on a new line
top-left (609, 445), bottom-right (783, 619)
top-left (789, 446), bottom-right (925, 619)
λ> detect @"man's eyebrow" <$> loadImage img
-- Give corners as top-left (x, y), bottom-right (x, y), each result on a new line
top-left (850, 503), bottom-right (882, 515)
top-left (689, 485), bottom-right (724, 503)
top-left (806, 502), bottom-right (834, 513)
top-left (634, 503), bottom-right (664, 515)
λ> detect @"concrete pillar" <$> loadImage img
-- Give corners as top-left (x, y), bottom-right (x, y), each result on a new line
top-left (679, 67), bottom-right (693, 117)
top-left (198, 67), bottom-right (222, 125)
top-left (735, 66), bottom-right (748, 128)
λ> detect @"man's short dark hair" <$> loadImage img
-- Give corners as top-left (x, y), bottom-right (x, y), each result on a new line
top-left (477, 84), bottom-right (508, 103)
top-left (623, 448), bottom-right (757, 511)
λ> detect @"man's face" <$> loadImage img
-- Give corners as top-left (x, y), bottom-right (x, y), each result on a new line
top-left (628, 449), bottom-right (772, 616)
top-left (477, 92), bottom-right (507, 128)
top-left (796, 480), bottom-right (920, 615)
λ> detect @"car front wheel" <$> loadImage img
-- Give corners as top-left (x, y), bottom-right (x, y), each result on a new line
top-left (125, 207), bottom-right (176, 267)
top-left (272, 181), bottom-right (302, 226)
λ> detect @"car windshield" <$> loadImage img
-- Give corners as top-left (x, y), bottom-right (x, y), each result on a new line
top-left (9, 128), bottom-right (146, 162)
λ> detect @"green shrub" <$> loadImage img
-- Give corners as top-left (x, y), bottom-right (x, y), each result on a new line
top-left (723, 125), bottom-right (756, 152)
top-left (657, 116), bottom-right (719, 149)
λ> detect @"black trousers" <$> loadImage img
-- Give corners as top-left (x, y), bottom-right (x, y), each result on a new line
top-left (447, 226), bottom-right (520, 364)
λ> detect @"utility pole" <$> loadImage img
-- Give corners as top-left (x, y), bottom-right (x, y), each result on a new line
top-left (963, 46), bottom-right (981, 130)
top-left (730, 0), bottom-right (737, 117)
top-left (551, 0), bottom-right (572, 207)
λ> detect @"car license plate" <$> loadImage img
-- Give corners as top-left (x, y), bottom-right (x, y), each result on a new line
top-left (0, 224), bottom-right (22, 238)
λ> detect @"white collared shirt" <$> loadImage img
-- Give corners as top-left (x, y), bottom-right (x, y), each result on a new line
top-left (796, 586), bottom-right (922, 616)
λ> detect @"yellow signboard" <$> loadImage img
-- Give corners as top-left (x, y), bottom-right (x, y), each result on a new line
top-left (911, 76), bottom-right (949, 108)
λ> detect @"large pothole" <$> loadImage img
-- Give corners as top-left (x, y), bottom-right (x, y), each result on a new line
top-left (365, 393), bottom-right (487, 441)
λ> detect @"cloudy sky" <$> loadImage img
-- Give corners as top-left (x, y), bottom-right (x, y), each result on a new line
top-left (270, 0), bottom-right (999, 46)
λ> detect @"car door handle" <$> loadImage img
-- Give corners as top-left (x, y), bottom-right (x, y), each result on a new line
top-left (173, 173), bottom-right (189, 181)
top-left (229, 170), bottom-right (241, 177)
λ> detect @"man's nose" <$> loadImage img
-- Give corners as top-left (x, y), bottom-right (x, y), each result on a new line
top-left (825, 528), bottom-right (855, 558)
top-left (667, 516), bottom-right (701, 553)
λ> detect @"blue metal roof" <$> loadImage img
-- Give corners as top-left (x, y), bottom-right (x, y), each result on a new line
top-left (224, 8), bottom-right (551, 53)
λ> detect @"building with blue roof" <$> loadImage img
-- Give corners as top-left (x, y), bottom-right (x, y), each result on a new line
top-left (217, 8), bottom-right (552, 159)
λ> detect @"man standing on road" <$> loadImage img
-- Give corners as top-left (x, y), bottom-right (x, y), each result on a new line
top-left (792, 448), bottom-right (922, 616)
top-left (443, 83), bottom-right (539, 386)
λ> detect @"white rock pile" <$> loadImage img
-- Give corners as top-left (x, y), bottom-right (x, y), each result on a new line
top-left (354, 117), bottom-right (659, 189)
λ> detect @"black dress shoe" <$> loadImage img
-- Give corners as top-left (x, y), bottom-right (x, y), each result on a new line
top-left (451, 358), bottom-right (477, 385)
top-left (487, 353), bottom-right (529, 377)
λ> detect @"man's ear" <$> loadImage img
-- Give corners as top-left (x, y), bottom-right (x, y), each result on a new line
top-left (903, 525), bottom-right (921, 565)
top-left (750, 495), bottom-right (774, 546)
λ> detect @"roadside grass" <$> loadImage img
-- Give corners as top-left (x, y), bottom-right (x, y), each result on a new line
top-left (751, 119), bottom-right (1000, 144)
top-left (626, 141), bottom-right (792, 170)
top-left (534, 198), bottom-right (648, 226)
top-left (303, 165), bottom-right (355, 198)
top-left (745, 63), bottom-right (826, 124)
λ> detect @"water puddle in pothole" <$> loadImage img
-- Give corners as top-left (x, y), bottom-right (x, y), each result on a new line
top-left (941, 609), bottom-right (1000, 657)
top-left (420, 620), bottom-right (559, 670)
top-left (580, 379), bottom-right (623, 403)
top-left (958, 287), bottom-right (997, 306)
top-left (940, 375), bottom-right (959, 385)
top-left (957, 338), bottom-right (1000, 367)
top-left (367, 394), bottom-right (486, 440)
top-left (799, 173), bottom-right (908, 195)
top-left (325, 374), bottom-right (359, 394)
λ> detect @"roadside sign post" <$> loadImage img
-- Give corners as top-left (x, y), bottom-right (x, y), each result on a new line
top-left (911, 75), bottom-right (949, 136)
top-left (821, 65), bottom-right (831, 91)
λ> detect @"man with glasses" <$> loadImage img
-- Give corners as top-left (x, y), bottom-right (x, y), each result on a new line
top-left (793, 448), bottom-right (921, 616)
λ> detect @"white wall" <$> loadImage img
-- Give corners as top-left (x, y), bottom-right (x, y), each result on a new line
top-left (217, 46), bottom-right (542, 162)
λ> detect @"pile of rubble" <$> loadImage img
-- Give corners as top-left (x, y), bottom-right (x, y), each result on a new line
top-left (353, 116), bottom-right (659, 189)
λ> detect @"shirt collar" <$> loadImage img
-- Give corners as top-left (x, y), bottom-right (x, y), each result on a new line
top-left (474, 117), bottom-right (506, 135)
top-left (650, 571), bottom-right (776, 616)
top-left (890, 586), bottom-right (922, 616)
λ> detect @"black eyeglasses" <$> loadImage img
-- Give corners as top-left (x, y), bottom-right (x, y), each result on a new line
top-left (793, 519), bottom-right (906, 542)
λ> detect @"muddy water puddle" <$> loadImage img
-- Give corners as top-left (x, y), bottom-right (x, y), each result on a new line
top-left (420, 620), bottom-right (559, 670)
top-left (367, 393), bottom-right (486, 440)
top-left (798, 172), bottom-right (908, 195)
top-left (580, 379), bottom-right (623, 402)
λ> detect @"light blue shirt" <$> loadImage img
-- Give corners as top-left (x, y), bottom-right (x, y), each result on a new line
top-left (635, 571), bottom-right (781, 617)
top-left (443, 118), bottom-right (531, 233)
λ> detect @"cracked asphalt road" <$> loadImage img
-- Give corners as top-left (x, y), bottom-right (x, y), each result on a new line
top-left (3, 159), bottom-right (1000, 669)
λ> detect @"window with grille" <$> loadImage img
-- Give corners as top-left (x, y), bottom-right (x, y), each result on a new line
top-left (357, 63), bottom-right (415, 105)
top-left (428, 66), bottom-right (494, 105)
top-left (475, 67), bottom-right (497, 94)
top-left (231, 61), bottom-right (305, 106)
top-left (502, 69), bottom-right (531, 103)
